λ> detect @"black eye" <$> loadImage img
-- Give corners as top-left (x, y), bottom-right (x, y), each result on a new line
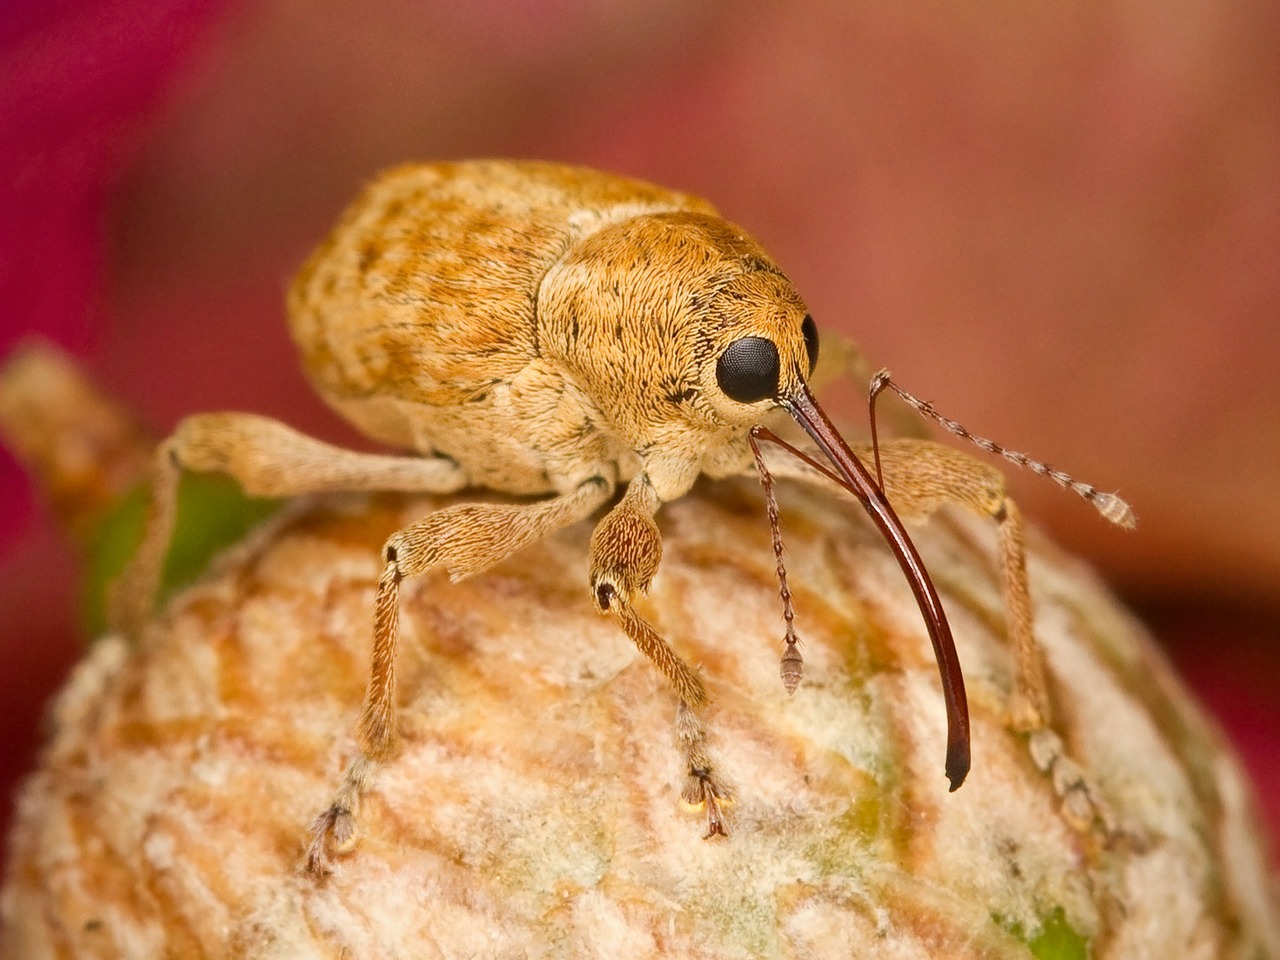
top-left (802, 314), bottom-right (819, 376)
top-left (716, 336), bottom-right (780, 403)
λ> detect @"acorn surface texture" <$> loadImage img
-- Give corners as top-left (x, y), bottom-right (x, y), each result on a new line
top-left (2, 481), bottom-right (1276, 959)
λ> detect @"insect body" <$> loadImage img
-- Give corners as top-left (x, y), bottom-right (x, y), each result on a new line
top-left (110, 160), bottom-right (1132, 873)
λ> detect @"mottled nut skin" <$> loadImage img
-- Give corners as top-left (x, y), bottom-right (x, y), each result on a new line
top-left (2, 485), bottom-right (1276, 959)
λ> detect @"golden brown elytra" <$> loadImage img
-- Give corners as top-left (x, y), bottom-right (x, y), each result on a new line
top-left (108, 160), bottom-right (1134, 873)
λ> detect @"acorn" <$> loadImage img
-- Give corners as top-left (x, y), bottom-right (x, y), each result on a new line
top-left (1, 345), bottom-right (1276, 958)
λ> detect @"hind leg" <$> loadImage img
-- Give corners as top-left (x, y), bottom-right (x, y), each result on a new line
top-left (109, 412), bottom-right (469, 638)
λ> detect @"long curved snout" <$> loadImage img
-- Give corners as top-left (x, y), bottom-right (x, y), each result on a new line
top-left (778, 384), bottom-right (971, 791)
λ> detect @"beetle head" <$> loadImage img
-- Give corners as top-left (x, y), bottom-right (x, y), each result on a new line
top-left (539, 211), bottom-right (820, 447)
top-left (692, 268), bottom-right (820, 429)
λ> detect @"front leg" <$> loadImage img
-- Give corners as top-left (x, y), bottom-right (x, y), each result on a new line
top-left (588, 476), bottom-right (732, 837)
top-left (873, 441), bottom-right (1119, 833)
top-left (870, 440), bottom-right (1046, 733)
top-left (754, 437), bottom-right (1047, 731)
top-left (761, 438), bottom-right (1116, 833)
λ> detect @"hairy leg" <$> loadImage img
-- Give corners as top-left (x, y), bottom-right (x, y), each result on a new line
top-left (588, 475), bottom-right (732, 837)
top-left (306, 475), bottom-right (614, 872)
top-left (109, 412), bottom-right (468, 637)
top-left (757, 438), bottom-right (1117, 832)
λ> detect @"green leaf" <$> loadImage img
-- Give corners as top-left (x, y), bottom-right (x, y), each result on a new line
top-left (81, 473), bottom-right (283, 638)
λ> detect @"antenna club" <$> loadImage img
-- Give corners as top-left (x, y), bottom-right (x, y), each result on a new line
top-left (1094, 492), bottom-right (1137, 530)
top-left (780, 646), bottom-right (804, 694)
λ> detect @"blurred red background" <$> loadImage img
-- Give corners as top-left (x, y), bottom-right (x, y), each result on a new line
top-left (2, 0), bottom-right (1278, 863)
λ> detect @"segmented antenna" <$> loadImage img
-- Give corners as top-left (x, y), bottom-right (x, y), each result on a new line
top-left (869, 370), bottom-right (1137, 529)
top-left (748, 428), bottom-right (804, 693)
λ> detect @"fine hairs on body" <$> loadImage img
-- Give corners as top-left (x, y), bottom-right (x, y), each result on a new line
top-left (108, 160), bottom-right (1133, 873)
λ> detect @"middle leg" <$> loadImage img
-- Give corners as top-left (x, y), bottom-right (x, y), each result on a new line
top-left (305, 475), bottom-right (615, 872)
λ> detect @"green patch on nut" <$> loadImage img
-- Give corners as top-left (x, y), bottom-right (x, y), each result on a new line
top-left (999, 908), bottom-right (1090, 960)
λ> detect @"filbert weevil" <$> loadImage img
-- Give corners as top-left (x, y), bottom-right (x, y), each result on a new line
top-left (108, 160), bottom-right (1133, 873)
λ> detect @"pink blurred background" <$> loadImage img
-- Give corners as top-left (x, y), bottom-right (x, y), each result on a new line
top-left (2, 0), bottom-right (1278, 861)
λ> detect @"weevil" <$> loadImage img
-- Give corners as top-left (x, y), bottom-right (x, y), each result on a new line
top-left (109, 160), bottom-right (1134, 872)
